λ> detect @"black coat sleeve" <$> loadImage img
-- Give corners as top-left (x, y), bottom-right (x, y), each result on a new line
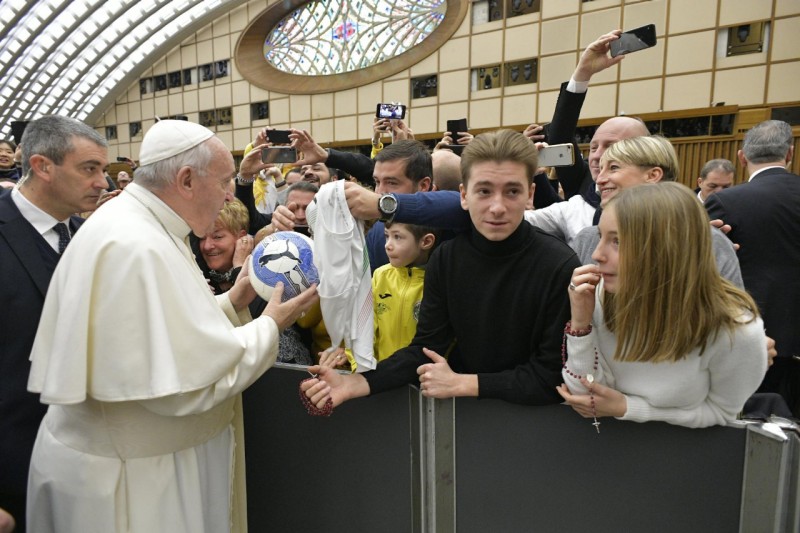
top-left (235, 182), bottom-right (271, 235)
top-left (547, 82), bottom-right (596, 204)
top-left (326, 149), bottom-right (375, 186)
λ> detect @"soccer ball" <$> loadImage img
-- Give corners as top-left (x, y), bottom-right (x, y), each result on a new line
top-left (250, 231), bottom-right (319, 302)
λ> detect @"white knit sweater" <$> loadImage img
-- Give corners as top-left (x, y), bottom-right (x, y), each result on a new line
top-left (563, 289), bottom-right (768, 428)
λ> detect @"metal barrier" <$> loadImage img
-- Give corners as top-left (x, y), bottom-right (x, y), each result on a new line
top-left (242, 365), bottom-right (799, 533)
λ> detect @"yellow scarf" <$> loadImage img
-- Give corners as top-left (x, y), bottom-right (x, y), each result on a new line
top-left (253, 176), bottom-right (268, 208)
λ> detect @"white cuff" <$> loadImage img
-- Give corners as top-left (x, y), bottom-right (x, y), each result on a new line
top-left (566, 78), bottom-right (590, 94)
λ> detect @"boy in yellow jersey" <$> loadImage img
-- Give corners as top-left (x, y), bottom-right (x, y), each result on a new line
top-left (372, 222), bottom-right (438, 361)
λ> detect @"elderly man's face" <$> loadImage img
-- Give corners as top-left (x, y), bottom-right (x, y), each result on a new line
top-left (117, 171), bottom-right (132, 189)
top-left (193, 139), bottom-right (235, 236)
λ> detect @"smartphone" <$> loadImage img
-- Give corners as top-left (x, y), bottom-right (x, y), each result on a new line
top-left (537, 144), bottom-right (575, 167)
top-left (376, 103), bottom-right (406, 119)
top-left (610, 24), bottom-right (657, 57)
top-left (447, 118), bottom-right (468, 145)
top-left (116, 156), bottom-right (129, 162)
top-left (261, 147), bottom-right (297, 164)
top-left (266, 129), bottom-right (292, 145)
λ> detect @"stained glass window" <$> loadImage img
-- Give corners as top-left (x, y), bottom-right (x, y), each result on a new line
top-left (264, 1), bottom-right (447, 76)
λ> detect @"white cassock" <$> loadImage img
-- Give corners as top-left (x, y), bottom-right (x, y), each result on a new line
top-left (27, 182), bottom-right (280, 533)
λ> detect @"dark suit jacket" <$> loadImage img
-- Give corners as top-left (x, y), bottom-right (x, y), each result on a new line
top-left (705, 168), bottom-right (800, 406)
top-left (0, 190), bottom-right (83, 498)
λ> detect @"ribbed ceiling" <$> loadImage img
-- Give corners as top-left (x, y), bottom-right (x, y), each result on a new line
top-left (0, 0), bottom-right (248, 140)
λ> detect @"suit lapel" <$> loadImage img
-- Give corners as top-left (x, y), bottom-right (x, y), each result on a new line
top-left (0, 193), bottom-right (57, 297)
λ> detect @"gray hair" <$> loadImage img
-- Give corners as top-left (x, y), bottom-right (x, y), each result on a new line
top-left (134, 139), bottom-right (215, 190)
top-left (699, 159), bottom-right (735, 179)
top-left (21, 115), bottom-right (107, 176)
top-left (286, 181), bottom-right (319, 195)
top-left (742, 120), bottom-right (793, 164)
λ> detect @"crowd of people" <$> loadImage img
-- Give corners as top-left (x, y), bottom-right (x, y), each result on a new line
top-left (0, 28), bottom-right (796, 533)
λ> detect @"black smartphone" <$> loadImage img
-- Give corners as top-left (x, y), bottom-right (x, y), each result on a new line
top-left (261, 147), bottom-right (297, 164)
top-left (447, 118), bottom-right (468, 145)
top-left (376, 103), bottom-right (406, 119)
top-left (266, 129), bottom-right (292, 145)
top-left (116, 156), bottom-right (129, 162)
top-left (610, 24), bottom-right (657, 57)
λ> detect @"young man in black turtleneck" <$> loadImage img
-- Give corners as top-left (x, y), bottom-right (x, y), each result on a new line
top-left (302, 129), bottom-right (580, 408)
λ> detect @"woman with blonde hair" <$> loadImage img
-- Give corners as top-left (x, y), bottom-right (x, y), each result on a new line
top-left (593, 134), bottom-right (679, 207)
top-left (197, 198), bottom-right (313, 365)
top-left (558, 182), bottom-right (767, 428)
top-left (571, 135), bottom-right (743, 286)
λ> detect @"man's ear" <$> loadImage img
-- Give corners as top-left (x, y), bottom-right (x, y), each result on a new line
top-left (697, 176), bottom-right (703, 187)
top-left (175, 166), bottom-right (195, 200)
top-left (526, 182), bottom-right (535, 210)
top-left (459, 182), bottom-right (468, 211)
top-left (418, 176), bottom-right (432, 192)
top-left (645, 166), bottom-right (664, 183)
top-left (785, 146), bottom-right (794, 166)
top-left (420, 233), bottom-right (436, 251)
top-left (28, 154), bottom-right (52, 181)
top-left (737, 149), bottom-right (747, 169)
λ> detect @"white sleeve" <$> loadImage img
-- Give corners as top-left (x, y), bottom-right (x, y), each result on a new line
top-left (138, 316), bottom-right (280, 417)
top-left (621, 319), bottom-right (768, 428)
top-left (524, 203), bottom-right (566, 241)
top-left (563, 330), bottom-right (612, 393)
top-left (216, 291), bottom-right (254, 326)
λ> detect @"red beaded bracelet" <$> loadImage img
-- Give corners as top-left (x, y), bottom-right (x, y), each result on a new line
top-left (564, 321), bottom-right (592, 337)
top-left (561, 321), bottom-right (602, 434)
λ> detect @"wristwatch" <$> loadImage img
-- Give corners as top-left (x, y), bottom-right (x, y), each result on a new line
top-left (378, 193), bottom-right (398, 223)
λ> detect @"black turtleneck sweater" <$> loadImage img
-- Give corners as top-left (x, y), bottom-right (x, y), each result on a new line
top-left (365, 220), bottom-right (580, 405)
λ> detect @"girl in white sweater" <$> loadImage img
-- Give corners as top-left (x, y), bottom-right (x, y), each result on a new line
top-left (557, 176), bottom-right (767, 429)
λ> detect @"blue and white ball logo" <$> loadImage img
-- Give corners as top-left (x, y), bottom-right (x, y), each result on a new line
top-left (250, 232), bottom-right (319, 302)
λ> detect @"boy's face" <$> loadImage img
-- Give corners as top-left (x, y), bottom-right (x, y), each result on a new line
top-left (460, 161), bottom-right (532, 241)
top-left (384, 224), bottom-right (425, 268)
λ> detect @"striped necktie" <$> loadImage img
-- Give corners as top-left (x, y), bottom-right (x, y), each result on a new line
top-left (53, 222), bottom-right (71, 254)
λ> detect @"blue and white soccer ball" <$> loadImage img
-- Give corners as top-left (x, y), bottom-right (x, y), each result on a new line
top-left (250, 231), bottom-right (319, 302)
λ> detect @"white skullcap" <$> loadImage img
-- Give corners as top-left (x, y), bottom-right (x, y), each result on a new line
top-left (139, 120), bottom-right (215, 166)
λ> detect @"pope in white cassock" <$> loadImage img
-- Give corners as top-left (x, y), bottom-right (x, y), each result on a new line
top-left (26, 120), bottom-right (318, 533)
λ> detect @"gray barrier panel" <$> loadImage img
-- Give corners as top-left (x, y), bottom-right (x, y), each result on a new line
top-left (243, 365), bottom-right (415, 533)
top-left (242, 367), bottom-right (778, 533)
top-left (453, 399), bottom-right (747, 533)
top-left (740, 424), bottom-right (800, 532)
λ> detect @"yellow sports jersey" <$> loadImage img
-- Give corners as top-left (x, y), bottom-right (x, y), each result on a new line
top-left (372, 264), bottom-right (425, 361)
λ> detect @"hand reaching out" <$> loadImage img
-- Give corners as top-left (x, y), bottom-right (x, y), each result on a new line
top-left (573, 30), bottom-right (624, 82)
top-left (523, 123), bottom-right (546, 142)
top-left (290, 130), bottom-right (328, 167)
top-left (263, 282), bottom-right (319, 332)
top-left (556, 378), bottom-right (628, 418)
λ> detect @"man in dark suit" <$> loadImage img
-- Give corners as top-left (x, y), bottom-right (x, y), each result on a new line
top-left (705, 120), bottom-right (800, 416)
top-left (0, 116), bottom-right (108, 531)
